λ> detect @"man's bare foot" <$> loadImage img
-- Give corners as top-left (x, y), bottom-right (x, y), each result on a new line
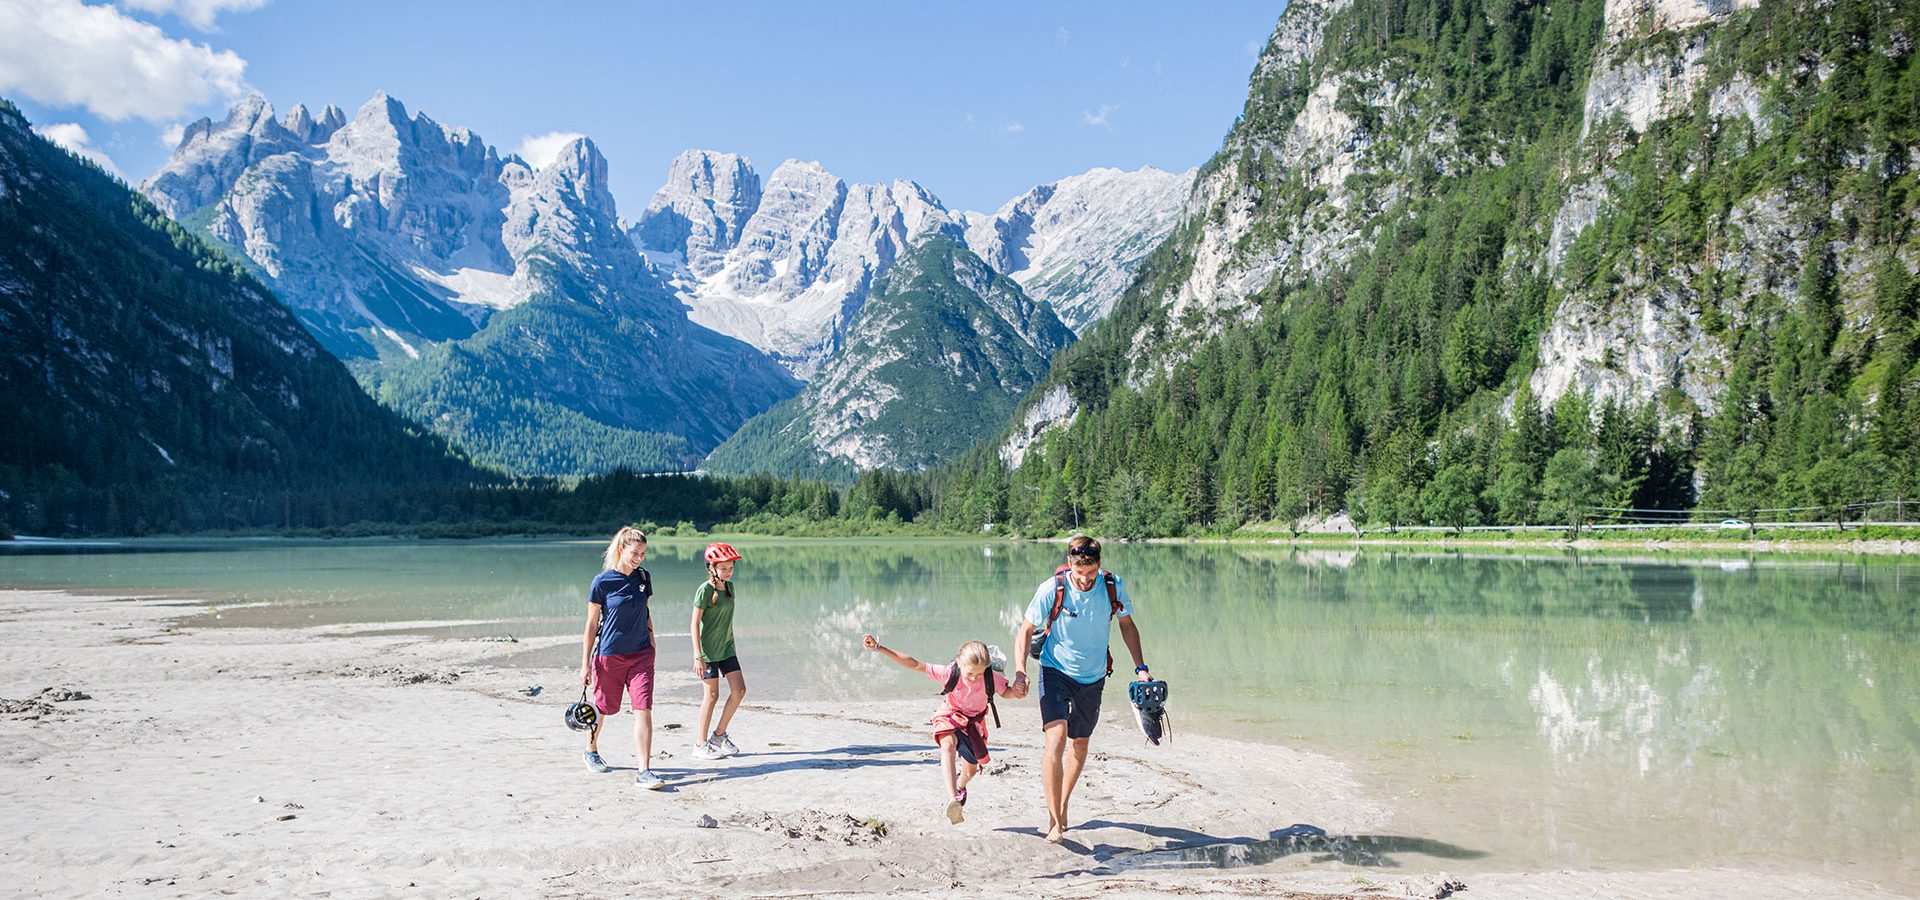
top-left (1044, 826), bottom-right (1065, 843)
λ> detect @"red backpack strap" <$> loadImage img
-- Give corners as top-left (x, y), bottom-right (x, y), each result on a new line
top-left (1048, 572), bottom-right (1068, 628)
top-left (1103, 571), bottom-right (1122, 677)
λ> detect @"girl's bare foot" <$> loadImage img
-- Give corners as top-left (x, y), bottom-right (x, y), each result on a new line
top-left (1044, 826), bottom-right (1065, 844)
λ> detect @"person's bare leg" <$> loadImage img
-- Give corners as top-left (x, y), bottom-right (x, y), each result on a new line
top-left (634, 709), bottom-right (653, 771)
top-left (938, 733), bottom-right (960, 797)
top-left (587, 714), bottom-right (602, 753)
top-left (696, 679), bottom-right (719, 743)
top-left (715, 669), bottom-right (747, 736)
top-left (957, 760), bottom-right (979, 790)
top-left (1041, 721), bottom-right (1068, 842)
top-left (1059, 736), bottom-right (1091, 834)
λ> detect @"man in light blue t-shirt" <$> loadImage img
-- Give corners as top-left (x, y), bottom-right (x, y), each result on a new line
top-left (1011, 535), bottom-right (1150, 844)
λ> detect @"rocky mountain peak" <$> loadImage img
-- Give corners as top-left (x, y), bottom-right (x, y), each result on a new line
top-left (539, 136), bottom-right (615, 216)
top-left (885, 178), bottom-right (963, 241)
top-left (964, 164), bottom-right (1193, 333)
top-left (632, 149), bottom-right (762, 277)
top-left (281, 103), bottom-right (316, 141)
top-left (229, 93), bottom-right (281, 137)
top-left (359, 90), bottom-right (408, 125)
top-left (142, 93), bottom-right (306, 217)
top-left (317, 104), bottom-right (346, 134)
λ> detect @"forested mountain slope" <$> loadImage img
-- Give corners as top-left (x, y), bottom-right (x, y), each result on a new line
top-left (704, 236), bottom-right (1073, 481)
top-left (931, 0), bottom-right (1919, 535)
top-left (0, 100), bottom-right (484, 534)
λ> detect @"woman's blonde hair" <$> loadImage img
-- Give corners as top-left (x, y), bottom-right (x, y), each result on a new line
top-left (956, 640), bottom-right (991, 672)
top-left (603, 526), bottom-right (647, 570)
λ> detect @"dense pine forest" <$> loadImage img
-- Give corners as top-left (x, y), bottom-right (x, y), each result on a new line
top-left (879, 0), bottom-right (1920, 537)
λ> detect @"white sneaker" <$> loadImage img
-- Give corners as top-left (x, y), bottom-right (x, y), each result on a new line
top-left (634, 769), bottom-right (666, 790)
top-left (715, 732), bottom-right (739, 756)
top-left (693, 739), bottom-right (725, 760)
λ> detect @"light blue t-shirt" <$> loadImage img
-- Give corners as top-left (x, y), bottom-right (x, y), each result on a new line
top-left (1025, 570), bottom-right (1134, 684)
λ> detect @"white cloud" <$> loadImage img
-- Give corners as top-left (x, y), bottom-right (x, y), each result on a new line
top-left (0, 0), bottom-right (249, 122)
top-left (516, 131), bottom-right (587, 169)
top-left (1081, 104), bottom-right (1117, 127)
top-left (1056, 27), bottom-right (1069, 45)
top-left (1246, 39), bottom-right (1263, 56)
top-left (35, 122), bottom-right (126, 180)
top-left (159, 121), bottom-right (186, 148)
top-left (121, 0), bottom-right (268, 30)
top-left (999, 120), bottom-right (1024, 135)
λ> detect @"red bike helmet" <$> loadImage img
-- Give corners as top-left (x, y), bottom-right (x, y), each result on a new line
top-left (703, 542), bottom-right (743, 565)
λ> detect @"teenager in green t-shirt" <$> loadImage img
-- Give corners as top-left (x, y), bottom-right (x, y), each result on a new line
top-left (691, 542), bottom-right (746, 759)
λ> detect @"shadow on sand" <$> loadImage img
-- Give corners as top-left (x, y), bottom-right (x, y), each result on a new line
top-left (1004, 822), bottom-right (1485, 875)
top-left (1106, 822), bottom-right (1485, 871)
top-left (649, 743), bottom-right (934, 790)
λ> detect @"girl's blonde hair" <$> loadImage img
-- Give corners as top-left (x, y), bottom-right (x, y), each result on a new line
top-left (603, 526), bottom-right (647, 570)
top-left (956, 640), bottom-right (991, 672)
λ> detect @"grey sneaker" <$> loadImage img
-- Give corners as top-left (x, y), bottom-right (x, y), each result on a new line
top-left (693, 739), bottom-right (725, 760)
top-left (715, 732), bottom-right (739, 756)
top-left (634, 769), bottom-right (666, 790)
top-left (583, 751), bottom-right (611, 773)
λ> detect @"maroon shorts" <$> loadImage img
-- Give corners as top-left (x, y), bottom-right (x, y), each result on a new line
top-left (591, 647), bottom-right (656, 715)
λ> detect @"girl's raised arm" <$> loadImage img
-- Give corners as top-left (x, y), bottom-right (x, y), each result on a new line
top-left (862, 634), bottom-right (921, 671)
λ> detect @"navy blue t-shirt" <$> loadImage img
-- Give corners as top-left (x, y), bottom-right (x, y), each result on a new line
top-left (589, 567), bottom-right (653, 656)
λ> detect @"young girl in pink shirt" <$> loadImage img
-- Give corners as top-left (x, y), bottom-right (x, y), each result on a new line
top-left (863, 634), bottom-right (1028, 823)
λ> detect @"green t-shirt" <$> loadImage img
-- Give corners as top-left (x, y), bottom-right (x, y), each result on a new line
top-left (693, 580), bottom-right (736, 662)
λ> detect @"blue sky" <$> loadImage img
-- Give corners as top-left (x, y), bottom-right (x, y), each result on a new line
top-left (4, 0), bottom-right (1285, 212)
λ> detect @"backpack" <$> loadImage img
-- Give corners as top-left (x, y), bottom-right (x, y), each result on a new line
top-left (1028, 568), bottom-right (1125, 676)
top-left (940, 664), bottom-right (1001, 727)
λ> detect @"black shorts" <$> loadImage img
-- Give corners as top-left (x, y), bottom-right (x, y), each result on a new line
top-left (699, 655), bottom-right (742, 680)
top-left (1037, 665), bottom-right (1105, 739)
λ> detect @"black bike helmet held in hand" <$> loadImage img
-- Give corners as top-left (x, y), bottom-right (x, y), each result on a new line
top-left (565, 689), bottom-right (600, 732)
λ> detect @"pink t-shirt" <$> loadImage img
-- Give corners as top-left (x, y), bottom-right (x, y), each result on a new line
top-left (924, 663), bottom-right (1002, 717)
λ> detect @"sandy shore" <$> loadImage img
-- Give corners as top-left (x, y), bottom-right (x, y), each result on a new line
top-left (0, 589), bottom-right (1908, 899)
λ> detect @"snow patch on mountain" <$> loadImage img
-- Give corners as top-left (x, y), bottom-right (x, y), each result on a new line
top-left (964, 166), bottom-right (1194, 333)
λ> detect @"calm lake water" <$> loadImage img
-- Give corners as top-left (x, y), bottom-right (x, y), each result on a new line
top-left (3, 537), bottom-right (1914, 886)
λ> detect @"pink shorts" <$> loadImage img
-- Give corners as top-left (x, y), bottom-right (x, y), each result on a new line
top-left (591, 647), bottom-right (656, 715)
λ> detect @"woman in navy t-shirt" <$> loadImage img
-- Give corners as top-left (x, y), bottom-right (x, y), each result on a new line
top-left (578, 526), bottom-right (665, 789)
